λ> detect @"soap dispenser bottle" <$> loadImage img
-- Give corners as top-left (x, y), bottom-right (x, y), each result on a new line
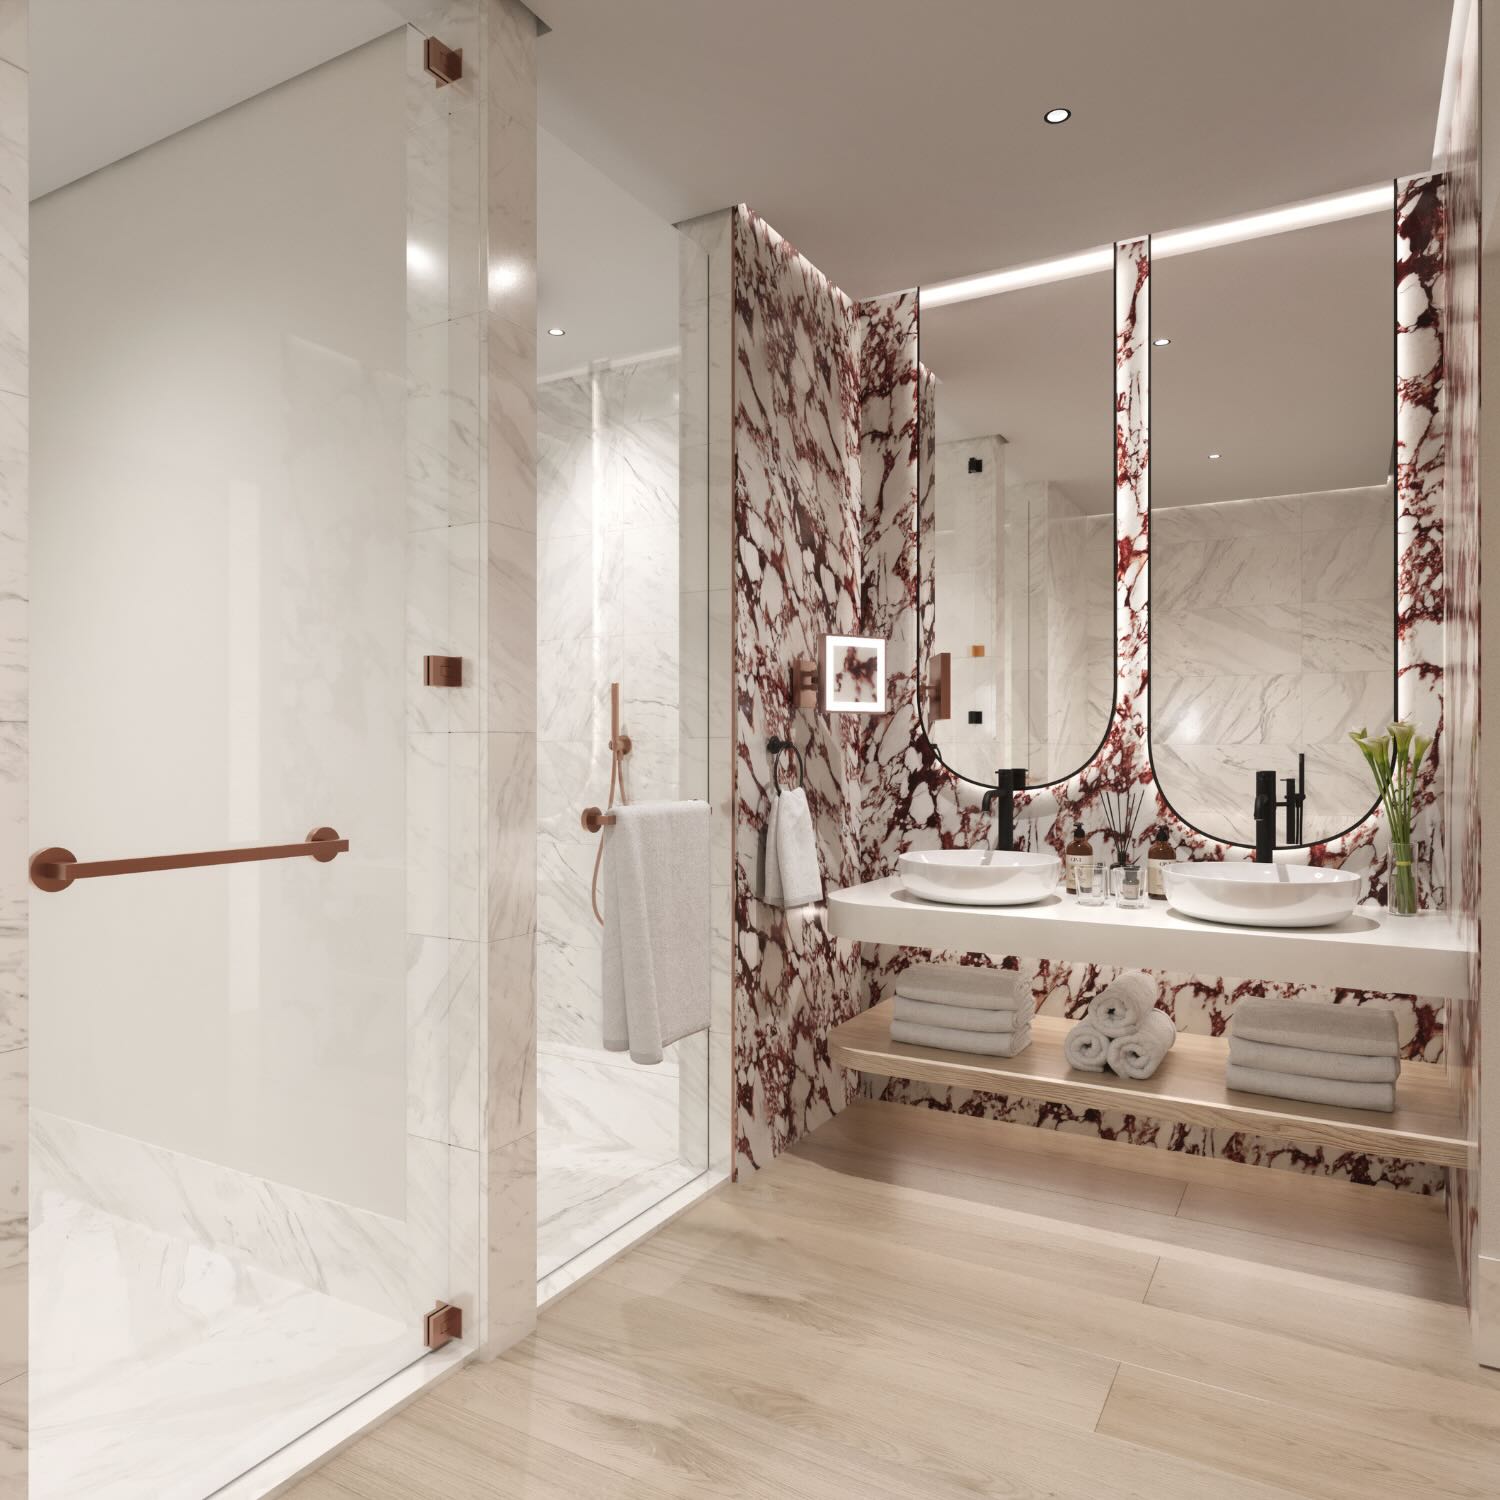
top-left (1064, 823), bottom-right (1093, 895)
top-left (1147, 825), bottom-right (1176, 900)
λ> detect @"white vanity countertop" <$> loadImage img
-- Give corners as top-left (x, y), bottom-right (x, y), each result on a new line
top-left (826, 877), bottom-right (1471, 999)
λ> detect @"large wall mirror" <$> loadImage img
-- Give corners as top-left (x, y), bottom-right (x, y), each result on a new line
top-left (917, 268), bottom-right (1116, 788)
top-left (1150, 209), bottom-right (1395, 845)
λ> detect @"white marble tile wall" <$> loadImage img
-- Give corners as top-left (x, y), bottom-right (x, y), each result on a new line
top-left (677, 210), bottom-right (732, 1181)
top-left (1152, 483), bottom-right (1395, 844)
top-left (0, 3), bottom-right (24, 1487)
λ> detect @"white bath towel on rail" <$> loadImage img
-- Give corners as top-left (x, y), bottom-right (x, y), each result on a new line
top-left (602, 801), bottom-right (712, 1065)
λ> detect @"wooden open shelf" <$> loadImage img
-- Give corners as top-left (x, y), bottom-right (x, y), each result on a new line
top-left (831, 1000), bottom-right (1471, 1169)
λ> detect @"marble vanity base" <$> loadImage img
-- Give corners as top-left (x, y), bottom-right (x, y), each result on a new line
top-left (28, 1191), bottom-right (423, 1500)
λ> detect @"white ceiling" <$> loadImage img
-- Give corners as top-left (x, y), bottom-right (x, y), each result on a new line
top-left (31, 0), bottom-right (406, 198)
top-left (537, 127), bottom-right (680, 378)
top-left (529, 0), bottom-right (1451, 300)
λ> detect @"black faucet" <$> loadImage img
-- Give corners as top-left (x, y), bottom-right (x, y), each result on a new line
top-left (1253, 754), bottom-right (1306, 862)
top-left (981, 768), bottom-right (1027, 852)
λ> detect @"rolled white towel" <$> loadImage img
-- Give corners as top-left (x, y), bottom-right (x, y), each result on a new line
top-left (1106, 1009), bottom-right (1178, 1080)
top-left (892, 996), bottom-right (1030, 1033)
top-left (894, 964), bottom-right (1029, 1012)
top-left (1090, 974), bottom-right (1156, 1039)
top-left (890, 1019), bottom-right (1032, 1057)
top-left (1063, 1020), bottom-right (1110, 1073)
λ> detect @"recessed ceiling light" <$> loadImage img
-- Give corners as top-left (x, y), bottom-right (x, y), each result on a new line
top-left (1208, 452), bottom-right (1222, 461)
top-left (1153, 336), bottom-right (1171, 347)
top-left (1043, 107), bottom-right (1071, 124)
top-left (547, 327), bottom-right (566, 337)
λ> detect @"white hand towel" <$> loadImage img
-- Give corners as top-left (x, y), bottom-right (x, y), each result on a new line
top-left (1225, 1063), bottom-right (1396, 1114)
top-left (1229, 996), bottom-right (1398, 1057)
top-left (768, 786), bottom-right (822, 907)
top-left (1063, 1020), bottom-right (1110, 1072)
top-left (892, 996), bottom-right (1032, 1033)
top-left (760, 791), bottom-right (783, 905)
top-left (890, 1019), bottom-right (1032, 1057)
top-left (1228, 1036), bottom-right (1400, 1083)
top-left (1106, 1009), bottom-right (1178, 1080)
top-left (894, 964), bottom-right (1029, 1012)
top-left (602, 802), bottom-right (711, 1065)
top-left (1089, 974), bottom-right (1155, 1039)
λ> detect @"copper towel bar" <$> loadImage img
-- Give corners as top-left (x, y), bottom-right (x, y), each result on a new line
top-left (29, 827), bottom-right (349, 893)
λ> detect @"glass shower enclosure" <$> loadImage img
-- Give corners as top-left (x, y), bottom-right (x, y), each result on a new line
top-left (28, 16), bottom-right (479, 1498)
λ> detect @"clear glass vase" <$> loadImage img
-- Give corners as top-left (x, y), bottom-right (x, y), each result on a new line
top-left (1389, 840), bottom-right (1419, 917)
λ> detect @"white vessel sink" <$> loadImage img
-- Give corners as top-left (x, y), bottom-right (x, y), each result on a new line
top-left (1164, 861), bottom-right (1363, 929)
top-left (897, 848), bottom-right (1061, 906)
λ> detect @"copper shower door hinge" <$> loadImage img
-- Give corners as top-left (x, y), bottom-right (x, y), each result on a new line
top-left (424, 36), bottom-right (463, 86)
top-left (424, 1301), bottom-right (462, 1349)
top-left (424, 654), bottom-right (463, 688)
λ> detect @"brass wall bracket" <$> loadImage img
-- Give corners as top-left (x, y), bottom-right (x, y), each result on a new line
top-left (424, 655), bottom-right (463, 688)
top-left (790, 657), bottom-right (819, 710)
top-left (424, 1301), bottom-right (463, 1349)
top-left (424, 36), bottom-right (463, 86)
top-left (927, 651), bottom-right (952, 721)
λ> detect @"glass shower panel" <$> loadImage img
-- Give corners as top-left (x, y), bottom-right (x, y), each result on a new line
top-left (535, 136), bottom-right (711, 1278)
top-left (28, 22), bottom-right (474, 1499)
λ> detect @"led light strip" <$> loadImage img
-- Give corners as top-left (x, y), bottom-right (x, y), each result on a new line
top-left (919, 183), bottom-right (1396, 309)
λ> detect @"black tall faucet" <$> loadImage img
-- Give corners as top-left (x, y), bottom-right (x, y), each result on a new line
top-left (981, 768), bottom-right (1027, 852)
top-left (1253, 754), bottom-right (1306, 862)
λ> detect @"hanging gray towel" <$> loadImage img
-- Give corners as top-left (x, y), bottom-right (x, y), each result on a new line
top-left (762, 785), bottom-right (822, 908)
top-left (602, 801), bottom-right (711, 1065)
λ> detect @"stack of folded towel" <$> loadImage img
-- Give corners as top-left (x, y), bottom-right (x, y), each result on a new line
top-left (890, 964), bottom-right (1033, 1057)
top-left (1063, 973), bottom-right (1177, 1079)
top-left (1226, 997), bottom-right (1399, 1113)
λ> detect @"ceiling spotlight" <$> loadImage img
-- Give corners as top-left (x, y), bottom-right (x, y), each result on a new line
top-left (547, 326), bottom-right (566, 337)
top-left (1208, 452), bottom-right (1222, 461)
top-left (1153, 336), bottom-right (1171, 347)
top-left (1043, 107), bottom-right (1071, 124)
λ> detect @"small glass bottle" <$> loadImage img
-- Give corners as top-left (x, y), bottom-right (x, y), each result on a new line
top-left (1065, 823), bottom-right (1094, 895)
top-left (1147, 825), bottom-right (1175, 900)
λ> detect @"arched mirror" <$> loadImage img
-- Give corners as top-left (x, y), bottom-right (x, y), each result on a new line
top-left (917, 268), bottom-right (1116, 788)
top-left (1149, 208), bottom-right (1395, 845)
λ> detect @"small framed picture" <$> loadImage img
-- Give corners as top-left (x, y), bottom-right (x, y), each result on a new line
top-left (823, 635), bottom-right (887, 714)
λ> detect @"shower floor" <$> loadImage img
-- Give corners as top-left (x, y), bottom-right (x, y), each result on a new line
top-left (537, 1046), bottom-right (704, 1279)
top-left (29, 1190), bottom-right (421, 1500)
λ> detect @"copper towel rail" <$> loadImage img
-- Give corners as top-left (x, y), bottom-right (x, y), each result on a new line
top-left (29, 827), bottom-right (349, 893)
top-left (581, 682), bottom-right (631, 924)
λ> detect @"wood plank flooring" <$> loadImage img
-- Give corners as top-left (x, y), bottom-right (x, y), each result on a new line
top-left (288, 1101), bottom-right (1498, 1500)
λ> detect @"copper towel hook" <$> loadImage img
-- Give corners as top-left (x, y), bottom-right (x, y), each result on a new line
top-left (581, 682), bottom-right (631, 924)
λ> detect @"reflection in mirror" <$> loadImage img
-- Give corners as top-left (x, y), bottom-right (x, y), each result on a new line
top-left (824, 635), bottom-right (887, 713)
top-left (918, 270), bottom-right (1115, 787)
top-left (1151, 210), bottom-right (1395, 845)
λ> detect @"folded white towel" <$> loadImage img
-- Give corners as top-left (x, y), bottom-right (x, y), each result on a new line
top-left (1089, 974), bottom-right (1156, 1039)
top-left (1230, 996), bottom-right (1397, 1058)
top-left (1225, 1063), bottom-right (1396, 1114)
top-left (1106, 1010), bottom-right (1178, 1080)
top-left (602, 802), bottom-right (712, 1065)
top-left (890, 1019), bottom-right (1032, 1056)
top-left (1228, 1036), bottom-right (1400, 1083)
top-left (894, 964), bottom-right (1029, 1012)
top-left (1063, 1020), bottom-right (1110, 1072)
top-left (763, 785), bottom-right (822, 908)
top-left (892, 995), bottom-right (1031, 1033)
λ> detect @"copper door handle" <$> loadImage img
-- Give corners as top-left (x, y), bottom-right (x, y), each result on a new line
top-left (29, 826), bottom-right (349, 893)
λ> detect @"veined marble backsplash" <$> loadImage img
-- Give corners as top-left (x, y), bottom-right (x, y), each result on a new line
top-left (1152, 482), bottom-right (1395, 844)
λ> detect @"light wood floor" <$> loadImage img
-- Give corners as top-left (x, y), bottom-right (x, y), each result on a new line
top-left (288, 1101), bottom-right (1500, 1500)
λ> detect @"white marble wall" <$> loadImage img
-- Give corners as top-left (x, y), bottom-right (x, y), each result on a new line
top-left (537, 352), bottom-right (681, 1053)
top-left (1153, 483), bottom-right (1395, 843)
top-left (0, 2), bottom-right (25, 1487)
